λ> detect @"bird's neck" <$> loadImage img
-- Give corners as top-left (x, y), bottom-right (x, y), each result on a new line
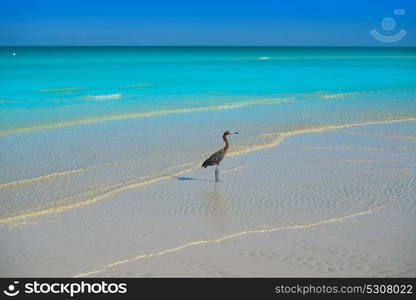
top-left (223, 134), bottom-right (230, 152)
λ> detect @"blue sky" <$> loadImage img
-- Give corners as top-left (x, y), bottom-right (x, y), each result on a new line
top-left (1, 0), bottom-right (415, 46)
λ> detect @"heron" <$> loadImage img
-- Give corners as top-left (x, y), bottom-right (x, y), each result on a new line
top-left (202, 131), bottom-right (239, 182)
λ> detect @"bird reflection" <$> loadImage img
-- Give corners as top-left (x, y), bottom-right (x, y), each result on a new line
top-left (204, 185), bottom-right (228, 231)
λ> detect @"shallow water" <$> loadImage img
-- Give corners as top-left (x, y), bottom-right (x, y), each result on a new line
top-left (1, 47), bottom-right (416, 219)
top-left (0, 48), bottom-right (416, 276)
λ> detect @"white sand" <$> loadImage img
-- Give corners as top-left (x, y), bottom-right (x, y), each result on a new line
top-left (0, 121), bottom-right (415, 277)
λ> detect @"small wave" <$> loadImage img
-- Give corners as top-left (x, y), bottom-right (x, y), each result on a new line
top-left (257, 56), bottom-right (270, 60)
top-left (221, 166), bottom-right (245, 174)
top-left (217, 97), bottom-right (293, 110)
top-left (73, 206), bottom-right (384, 277)
top-left (0, 97), bottom-right (292, 137)
top-left (127, 83), bottom-right (156, 88)
top-left (344, 159), bottom-right (401, 164)
top-left (278, 117), bottom-right (416, 136)
top-left (301, 88), bottom-right (409, 100)
top-left (302, 90), bottom-right (368, 100)
top-left (0, 169), bottom-right (86, 190)
top-left (40, 87), bottom-right (84, 93)
top-left (235, 117), bottom-right (416, 157)
top-left (0, 162), bottom-right (200, 225)
top-left (341, 130), bottom-right (416, 141)
top-left (318, 91), bottom-right (363, 99)
top-left (215, 97), bottom-right (294, 110)
top-left (85, 93), bottom-right (123, 101)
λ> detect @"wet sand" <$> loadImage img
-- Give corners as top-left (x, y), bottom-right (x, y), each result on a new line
top-left (0, 120), bottom-right (415, 277)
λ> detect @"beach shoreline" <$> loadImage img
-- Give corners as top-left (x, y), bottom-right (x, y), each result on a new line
top-left (1, 119), bottom-right (415, 277)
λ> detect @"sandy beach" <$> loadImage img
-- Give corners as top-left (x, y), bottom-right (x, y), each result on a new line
top-left (1, 119), bottom-right (415, 277)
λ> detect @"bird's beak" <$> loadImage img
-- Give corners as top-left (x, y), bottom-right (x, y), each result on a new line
top-left (231, 131), bottom-right (239, 134)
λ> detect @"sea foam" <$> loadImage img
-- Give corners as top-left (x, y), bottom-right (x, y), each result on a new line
top-left (85, 93), bottom-right (123, 101)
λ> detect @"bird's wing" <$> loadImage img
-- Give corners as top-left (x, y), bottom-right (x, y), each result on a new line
top-left (211, 148), bottom-right (225, 161)
top-left (202, 148), bottom-right (225, 167)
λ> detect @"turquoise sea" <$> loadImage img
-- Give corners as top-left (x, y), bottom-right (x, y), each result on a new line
top-left (1, 47), bottom-right (416, 219)
top-left (1, 47), bottom-right (416, 135)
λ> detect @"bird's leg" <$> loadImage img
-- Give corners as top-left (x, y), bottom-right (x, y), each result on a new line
top-left (215, 166), bottom-right (219, 182)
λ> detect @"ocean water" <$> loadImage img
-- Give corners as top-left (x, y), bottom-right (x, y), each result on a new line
top-left (1, 47), bottom-right (416, 134)
top-left (1, 46), bottom-right (416, 220)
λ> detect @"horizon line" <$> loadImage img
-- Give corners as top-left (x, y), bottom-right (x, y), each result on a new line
top-left (2, 45), bottom-right (416, 48)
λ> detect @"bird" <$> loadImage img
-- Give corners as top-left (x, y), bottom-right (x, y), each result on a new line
top-left (202, 131), bottom-right (239, 182)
